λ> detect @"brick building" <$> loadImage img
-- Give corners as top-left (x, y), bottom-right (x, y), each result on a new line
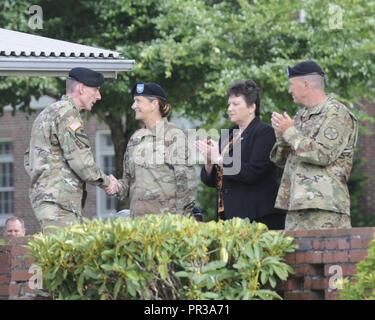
top-left (0, 97), bottom-right (118, 234)
top-left (357, 103), bottom-right (375, 219)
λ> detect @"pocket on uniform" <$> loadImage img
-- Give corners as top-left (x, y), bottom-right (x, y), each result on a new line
top-left (35, 202), bottom-right (59, 221)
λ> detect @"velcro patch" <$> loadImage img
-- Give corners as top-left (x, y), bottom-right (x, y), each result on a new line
top-left (324, 127), bottom-right (339, 140)
top-left (69, 120), bottom-right (82, 131)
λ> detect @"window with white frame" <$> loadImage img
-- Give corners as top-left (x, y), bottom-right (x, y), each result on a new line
top-left (0, 141), bottom-right (14, 216)
top-left (96, 132), bottom-right (118, 217)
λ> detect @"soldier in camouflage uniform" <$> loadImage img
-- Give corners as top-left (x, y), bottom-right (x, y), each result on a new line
top-left (270, 60), bottom-right (358, 230)
top-left (24, 68), bottom-right (117, 233)
top-left (106, 83), bottom-right (196, 216)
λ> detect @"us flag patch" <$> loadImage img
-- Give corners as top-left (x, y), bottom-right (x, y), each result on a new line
top-left (69, 120), bottom-right (82, 131)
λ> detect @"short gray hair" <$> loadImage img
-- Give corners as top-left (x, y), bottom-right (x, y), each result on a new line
top-left (5, 216), bottom-right (25, 230)
top-left (66, 78), bottom-right (80, 93)
top-left (301, 74), bottom-right (325, 90)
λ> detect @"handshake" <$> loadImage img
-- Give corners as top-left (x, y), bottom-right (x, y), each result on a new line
top-left (105, 174), bottom-right (121, 196)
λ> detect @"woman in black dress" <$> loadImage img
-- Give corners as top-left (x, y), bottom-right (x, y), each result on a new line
top-left (196, 80), bottom-right (285, 230)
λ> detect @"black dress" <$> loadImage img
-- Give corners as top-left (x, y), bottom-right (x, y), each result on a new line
top-left (201, 117), bottom-right (285, 230)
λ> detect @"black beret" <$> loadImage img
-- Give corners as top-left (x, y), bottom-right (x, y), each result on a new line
top-left (131, 82), bottom-right (167, 101)
top-left (68, 67), bottom-right (104, 87)
top-left (287, 60), bottom-right (325, 78)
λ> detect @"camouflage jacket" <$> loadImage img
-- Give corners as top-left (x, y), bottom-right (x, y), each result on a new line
top-left (24, 95), bottom-right (110, 215)
top-left (117, 118), bottom-right (196, 216)
top-left (270, 96), bottom-right (358, 215)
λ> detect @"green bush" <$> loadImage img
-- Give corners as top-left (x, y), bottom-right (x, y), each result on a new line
top-left (196, 181), bottom-right (217, 221)
top-left (28, 214), bottom-right (296, 300)
top-left (339, 239), bottom-right (375, 300)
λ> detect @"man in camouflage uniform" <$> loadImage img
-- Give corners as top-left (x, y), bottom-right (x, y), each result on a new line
top-left (270, 60), bottom-right (358, 230)
top-left (24, 68), bottom-right (118, 233)
top-left (106, 83), bottom-right (196, 216)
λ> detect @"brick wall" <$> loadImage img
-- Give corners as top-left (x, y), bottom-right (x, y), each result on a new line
top-left (276, 227), bottom-right (375, 300)
top-left (0, 237), bottom-right (37, 300)
top-left (0, 112), bottom-right (39, 233)
top-left (0, 110), bottom-right (109, 235)
top-left (1, 228), bottom-right (374, 300)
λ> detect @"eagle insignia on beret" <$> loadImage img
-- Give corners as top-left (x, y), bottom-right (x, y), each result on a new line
top-left (136, 83), bottom-right (144, 94)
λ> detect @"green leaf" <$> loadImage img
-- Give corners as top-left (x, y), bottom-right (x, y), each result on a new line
top-left (175, 271), bottom-right (191, 278)
top-left (158, 264), bottom-right (169, 280)
top-left (269, 276), bottom-right (277, 288)
top-left (254, 244), bottom-right (261, 261)
top-left (201, 260), bottom-right (227, 272)
top-left (202, 292), bottom-right (220, 299)
top-left (84, 267), bottom-right (99, 280)
top-left (273, 265), bottom-right (288, 280)
top-left (126, 279), bottom-right (137, 298)
top-left (260, 272), bottom-right (268, 285)
top-left (113, 279), bottom-right (123, 300)
top-left (77, 273), bottom-right (85, 295)
top-left (101, 249), bottom-right (115, 260)
top-left (100, 264), bottom-right (114, 272)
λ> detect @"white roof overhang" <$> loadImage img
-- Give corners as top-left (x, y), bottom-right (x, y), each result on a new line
top-left (0, 28), bottom-right (135, 78)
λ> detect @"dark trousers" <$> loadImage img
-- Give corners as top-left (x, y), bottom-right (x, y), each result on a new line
top-left (254, 212), bottom-right (286, 230)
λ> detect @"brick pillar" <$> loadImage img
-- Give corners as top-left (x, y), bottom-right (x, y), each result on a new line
top-left (0, 237), bottom-right (42, 300)
top-left (0, 245), bottom-right (11, 299)
top-left (277, 227), bottom-right (375, 300)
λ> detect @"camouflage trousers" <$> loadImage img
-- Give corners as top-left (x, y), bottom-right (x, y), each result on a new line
top-left (285, 209), bottom-right (351, 230)
top-left (33, 202), bottom-right (82, 234)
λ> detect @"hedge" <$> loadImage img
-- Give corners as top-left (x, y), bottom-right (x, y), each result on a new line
top-left (28, 214), bottom-right (296, 300)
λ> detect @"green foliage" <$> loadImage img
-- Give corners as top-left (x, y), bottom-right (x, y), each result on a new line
top-left (1, 0), bottom-right (375, 119)
top-left (339, 239), bottom-right (375, 300)
top-left (196, 181), bottom-right (217, 222)
top-left (28, 214), bottom-right (296, 300)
